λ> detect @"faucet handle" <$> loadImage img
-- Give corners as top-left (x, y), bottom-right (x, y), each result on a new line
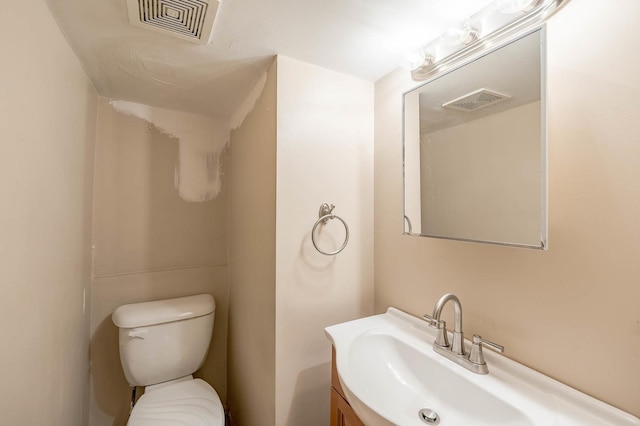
top-left (473, 335), bottom-right (504, 353)
top-left (422, 314), bottom-right (439, 327)
top-left (423, 314), bottom-right (450, 348)
top-left (469, 334), bottom-right (504, 365)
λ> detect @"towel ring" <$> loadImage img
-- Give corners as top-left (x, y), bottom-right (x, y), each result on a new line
top-left (312, 203), bottom-right (350, 256)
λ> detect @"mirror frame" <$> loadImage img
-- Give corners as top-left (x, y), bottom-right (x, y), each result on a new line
top-left (402, 26), bottom-right (548, 250)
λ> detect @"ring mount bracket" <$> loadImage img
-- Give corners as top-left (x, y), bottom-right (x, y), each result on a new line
top-left (319, 203), bottom-right (335, 224)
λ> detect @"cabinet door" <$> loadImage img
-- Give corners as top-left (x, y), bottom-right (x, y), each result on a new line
top-left (331, 388), bottom-right (365, 426)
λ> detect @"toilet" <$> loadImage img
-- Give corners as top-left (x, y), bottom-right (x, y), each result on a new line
top-left (112, 294), bottom-right (225, 426)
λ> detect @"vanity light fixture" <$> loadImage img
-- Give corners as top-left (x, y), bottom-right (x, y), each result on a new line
top-left (497, 0), bottom-right (541, 13)
top-left (404, 0), bottom-right (569, 80)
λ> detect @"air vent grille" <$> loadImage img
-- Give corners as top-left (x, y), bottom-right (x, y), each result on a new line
top-left (442, 89), bottom-right (511, 112)
top-left (126, 0), bottom-right (220, 44)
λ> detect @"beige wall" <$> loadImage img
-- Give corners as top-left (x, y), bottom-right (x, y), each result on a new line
top-left (0, 2), bottom-right (97, 425)
top-left (275, 56), bottom-right (374, 426)
top-left (226, 56), bottom-right (374, 426)
top-left (228, 60), bottom-right (278, 426)
top-left (374, 0), bottom-right (640, 417)
top-left (420, 101), bottom-right (542, 245)
top-left (90, 99), bottom-right (229, 425)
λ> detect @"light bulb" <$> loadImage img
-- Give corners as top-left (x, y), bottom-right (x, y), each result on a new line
top-left (401, 48), bottom-right (427, 71)
top-left (441, 21), bottom-right (478, 46)
top-left (497, 0), bottom-right (538, 14)
top-left (458, 23), bottom-right (478, 45)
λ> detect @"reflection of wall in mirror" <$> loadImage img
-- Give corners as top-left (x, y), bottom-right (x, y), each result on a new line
top-left (420, 101), bottom-right (541, 245)
top-left (404, 91), bottom-right (422, 234)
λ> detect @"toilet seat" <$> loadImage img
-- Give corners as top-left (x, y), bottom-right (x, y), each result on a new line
top-left (128, 378), bottom-right (225, 426)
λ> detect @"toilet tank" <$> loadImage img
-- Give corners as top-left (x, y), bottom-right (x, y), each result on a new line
top-left (112, 294), bottom-right (215, 387)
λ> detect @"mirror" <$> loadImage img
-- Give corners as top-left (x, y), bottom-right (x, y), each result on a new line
top-left (403, 28), bottom-right (547, 249)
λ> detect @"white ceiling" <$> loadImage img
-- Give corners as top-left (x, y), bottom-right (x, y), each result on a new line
top-left (47, 0), bottom-right (494, 117)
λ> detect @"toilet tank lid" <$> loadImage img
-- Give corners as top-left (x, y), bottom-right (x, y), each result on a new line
top-left (112, 294), bottom-right (215, 328)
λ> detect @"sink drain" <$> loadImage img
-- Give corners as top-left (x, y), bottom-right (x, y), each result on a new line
top-left (418, 408), bottom-right (440, 425)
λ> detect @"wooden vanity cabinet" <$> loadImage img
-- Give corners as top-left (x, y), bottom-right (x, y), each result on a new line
top-left (331, 347), bottom-right (365, 426)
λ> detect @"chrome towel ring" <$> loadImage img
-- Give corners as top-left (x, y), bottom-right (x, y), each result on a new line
top-left (311, 203), bottom-right (349, 256)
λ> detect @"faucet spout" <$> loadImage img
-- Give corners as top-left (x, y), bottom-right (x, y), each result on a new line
top-left (432, 293), bottom-right (465, 355)
top-left (432, 293), bottom-right (463, 333)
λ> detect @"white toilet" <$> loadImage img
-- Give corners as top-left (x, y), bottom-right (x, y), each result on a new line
top-left (112, 294), bottom-right (225, 426)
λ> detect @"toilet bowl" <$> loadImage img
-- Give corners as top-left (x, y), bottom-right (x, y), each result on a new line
top-left (128, 378), bottom-right (224, 426)
top-left (112, 294), bottom-right (225, 426)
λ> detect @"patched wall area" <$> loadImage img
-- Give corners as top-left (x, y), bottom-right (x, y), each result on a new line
top-left (89, 98), bottom-right (230, 426)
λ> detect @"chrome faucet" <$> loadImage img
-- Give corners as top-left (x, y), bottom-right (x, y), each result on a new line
top-left (423, 293), bottom-right (504, 374)
top-left (431, 293), bottom-right (465, 355)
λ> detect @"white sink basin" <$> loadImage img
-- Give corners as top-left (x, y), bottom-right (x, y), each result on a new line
top-left (325, 308), bottom-right (640, 426)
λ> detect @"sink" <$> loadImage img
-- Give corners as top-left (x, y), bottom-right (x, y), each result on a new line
top-left (325, 308), bottom-right (640, 426)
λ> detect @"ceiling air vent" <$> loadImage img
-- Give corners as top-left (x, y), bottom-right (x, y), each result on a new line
top-left (442, 88), bottom-right (511, 112)
top-left (126, 0), bottom-right (220, 44)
